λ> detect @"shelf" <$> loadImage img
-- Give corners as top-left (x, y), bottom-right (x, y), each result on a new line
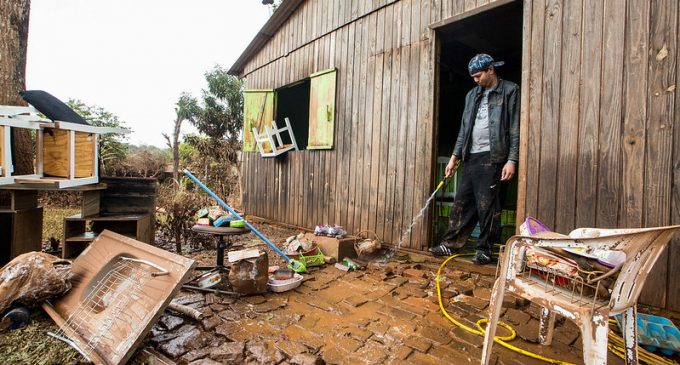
top-left (65, 232), bottom-right (97, 242)
top-left (63, 214), bottom-right (152, 259)
top-left (65, 213), bottom-right (150, 222)
top-left (65, 231), bottom-right (137, 243)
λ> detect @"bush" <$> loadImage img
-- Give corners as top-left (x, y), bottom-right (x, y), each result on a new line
top-left (156, 181), bottom-right (205, 253)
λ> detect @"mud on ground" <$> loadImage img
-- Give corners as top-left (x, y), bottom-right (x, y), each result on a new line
top-left (1, 222), bottom-right (673, 364)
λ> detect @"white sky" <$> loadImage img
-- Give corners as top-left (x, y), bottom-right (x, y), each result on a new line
top-left (26, 0), bottom-right (271, 147)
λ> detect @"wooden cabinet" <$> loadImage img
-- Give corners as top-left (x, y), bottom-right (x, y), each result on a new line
top-left (62, 213), bottom-right (152, 259)
top-left (62, 177), bottom-right (157, 259)
top-left (0, 207), bottom-right (43, 264)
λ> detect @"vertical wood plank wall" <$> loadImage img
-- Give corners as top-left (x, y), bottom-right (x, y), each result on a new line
top-left (241, 0), bottom-right (457, 252)
top-left (520, 0), bottom-right (680, 310)
top-left (239, 0), bottom-right (680, 309)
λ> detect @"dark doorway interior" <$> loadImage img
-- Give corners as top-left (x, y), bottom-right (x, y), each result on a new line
top-left (275, 79), bottom-right (310, 150)
top-left (433, 1), bottom-right (523, 243)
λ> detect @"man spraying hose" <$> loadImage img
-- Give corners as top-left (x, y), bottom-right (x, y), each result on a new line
top-left (429, 53), bottom-right (520, 265)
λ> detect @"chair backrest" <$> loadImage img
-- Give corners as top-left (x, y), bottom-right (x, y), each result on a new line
top-left (252, 118), bottom-right (299, 157)
top-left (567, 226), bottom-right (680, 312)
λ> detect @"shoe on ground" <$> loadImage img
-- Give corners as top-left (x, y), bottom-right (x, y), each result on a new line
top-left (471, 250), bottom-right (492, 265)
top-left (429, 243), bottom-right (456, 257)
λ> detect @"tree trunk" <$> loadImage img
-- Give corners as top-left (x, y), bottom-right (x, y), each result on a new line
top-left (1, 0), bottom-right (34, 175)
top-left (174, 230), bottom-right (182, 254)
top-left (172, 116), bottom-right (181, 183)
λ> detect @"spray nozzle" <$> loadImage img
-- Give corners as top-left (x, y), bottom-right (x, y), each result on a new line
top-left (436, 176), bottom-right (448, 191)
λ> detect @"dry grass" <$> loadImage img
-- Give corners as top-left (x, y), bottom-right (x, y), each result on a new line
top-left (0, 312), bottom-right (78, 365)
top-left (42, 208), bottom-right (79, 244)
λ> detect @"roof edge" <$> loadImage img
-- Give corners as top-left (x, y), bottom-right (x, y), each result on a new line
top-left (228, 0), bottom-right (305, 77)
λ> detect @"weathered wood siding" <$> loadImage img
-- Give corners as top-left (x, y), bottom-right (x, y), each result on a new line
top-left (518, 0), bottom-right (680, 309)
top-left (240, 0), bottom-right (508, 251)
top-left (240, 0), bottom-right (680, 309)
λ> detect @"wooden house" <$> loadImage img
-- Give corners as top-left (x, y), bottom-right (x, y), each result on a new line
top-left (229, 0), bottom-right (680, 310)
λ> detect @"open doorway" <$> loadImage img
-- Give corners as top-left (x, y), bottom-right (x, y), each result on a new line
top-left (433, 1), bottom-right (523, 244)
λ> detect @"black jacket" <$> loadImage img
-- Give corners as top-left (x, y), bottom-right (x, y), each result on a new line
top-left (452, 78), bottom-right (520, 164)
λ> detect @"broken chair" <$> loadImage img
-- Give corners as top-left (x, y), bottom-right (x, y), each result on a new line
top-left (252, 117), bottom-right (298, 157)
top-left (481, 225), bottom-right (680, 365)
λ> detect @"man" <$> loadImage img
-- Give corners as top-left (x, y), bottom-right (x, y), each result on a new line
top-left (429, 53), bottom-right (519, 265)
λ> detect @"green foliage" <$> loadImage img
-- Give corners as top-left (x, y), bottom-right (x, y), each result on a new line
top-left (67, 99), bottom-right (130, 175)
top-left (190, 65), bottom-right (244, 145)
top-left (183, 134), bottom-right (240, 199)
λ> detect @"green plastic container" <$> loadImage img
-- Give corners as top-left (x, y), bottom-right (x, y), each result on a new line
top-left (230, 220), bottom-right (245, 228)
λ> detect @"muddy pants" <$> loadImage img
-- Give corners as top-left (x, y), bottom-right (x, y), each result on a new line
top-left (441, 152), bottom-right (505, 253)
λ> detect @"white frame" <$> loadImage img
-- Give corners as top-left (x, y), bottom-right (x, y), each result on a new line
top-left (0, 105), bottom-right (127, 188)
top-left (252, 117), bottom-right (299, 158)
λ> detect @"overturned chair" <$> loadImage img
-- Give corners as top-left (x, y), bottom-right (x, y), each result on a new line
top-left (252, 117), bottom-right (298, 157)
top-left (481, 225), bottom-right (680, 365)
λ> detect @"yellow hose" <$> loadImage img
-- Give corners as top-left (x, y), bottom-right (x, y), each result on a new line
top-left (436, 254), bottom-right (577, 364)
top-left (436, 254), bottom-right (676, 365)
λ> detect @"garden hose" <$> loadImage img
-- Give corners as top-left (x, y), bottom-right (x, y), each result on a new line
top-left (436, 253), bottom-right (577, 365)
top-left (437, 254), bottom-right (675, 365)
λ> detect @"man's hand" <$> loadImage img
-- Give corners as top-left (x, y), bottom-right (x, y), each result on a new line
top-left (501, 162), bottom-right (516, 181)
top-left (445, 155), bottom-right (459, 177)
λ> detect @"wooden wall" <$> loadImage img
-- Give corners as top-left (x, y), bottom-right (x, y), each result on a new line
top-left (241, 0), bottom-right (506, 251)
top-left (518, 0), bottom-right (680, 310)
top-left (240, 0), bottom-right (680, 310)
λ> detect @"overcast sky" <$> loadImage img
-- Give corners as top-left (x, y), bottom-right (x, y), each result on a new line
top-left (26, 0), bottom-right (271, 147)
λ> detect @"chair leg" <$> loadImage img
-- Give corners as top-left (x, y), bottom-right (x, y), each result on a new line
top-left (538, 307), bottom-right (556, 345)
top-left (481, 277), bottom-right (506, 365)
top-left (620, 306), bottom-right (638, 364)
top-left (579, 312), bottom-right (609, 365)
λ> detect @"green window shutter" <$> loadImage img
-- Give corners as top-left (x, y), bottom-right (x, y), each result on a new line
top-left (307, 68), bottom-right (337, 149)
top-left (243, 90), bottom-right (274, 152)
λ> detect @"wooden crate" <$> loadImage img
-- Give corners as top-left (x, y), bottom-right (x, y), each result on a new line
top-left (42, 128), bottom-right (96, 178)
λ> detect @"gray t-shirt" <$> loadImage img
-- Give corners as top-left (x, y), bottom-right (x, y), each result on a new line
top-left (470, 89), bottom-right (491, 153)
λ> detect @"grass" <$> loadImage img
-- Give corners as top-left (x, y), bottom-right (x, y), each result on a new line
top-left (42, 208), bottom-right (79, 244)
top-left (0, 312), bottom-right (78, 365)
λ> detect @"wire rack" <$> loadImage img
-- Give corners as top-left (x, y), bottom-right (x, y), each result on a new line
top-left (496, 245), bottom-right (610, 312)
top-left (48, 257), bottom-right (168, 362)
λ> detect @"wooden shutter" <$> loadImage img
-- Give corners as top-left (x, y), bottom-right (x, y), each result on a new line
top-left (307, 68), bottom-right (337, 149)
top-left (243, 90), bottom-right (274, 152)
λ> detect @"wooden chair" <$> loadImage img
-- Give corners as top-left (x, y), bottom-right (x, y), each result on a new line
top-left (252, 117), bottom-right (298, 157)
top-left (481, 225), bottom-right (680, 365)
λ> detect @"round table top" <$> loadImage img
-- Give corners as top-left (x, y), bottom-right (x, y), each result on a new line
top-left (191, 225), bottom-right (251, 236)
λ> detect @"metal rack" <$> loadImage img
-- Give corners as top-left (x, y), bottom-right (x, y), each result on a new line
top-left (47, 256), bottom-right (168, 362)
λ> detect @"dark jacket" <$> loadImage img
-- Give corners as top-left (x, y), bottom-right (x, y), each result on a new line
top-left (452, 78), bottom-right (520, 164)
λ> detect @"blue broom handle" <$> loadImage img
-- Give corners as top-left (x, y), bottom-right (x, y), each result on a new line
top-left (183, 169), bottom-right (293, 263)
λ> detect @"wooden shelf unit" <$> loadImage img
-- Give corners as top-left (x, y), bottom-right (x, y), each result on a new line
top-left (62, 213), bottom-right (152, 259)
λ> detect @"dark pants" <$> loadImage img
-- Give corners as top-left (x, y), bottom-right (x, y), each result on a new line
top-left (442, 152), bottom-right (505, 253)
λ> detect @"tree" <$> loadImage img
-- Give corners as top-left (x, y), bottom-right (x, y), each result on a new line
top-left (191, 65), bottom-right (243, 163)
top-left (191, 65), bottom-right (244, 146)
top-left (1, 0), bottom-right (33, 175)
top-left (68, 99), bottom-right (130, 175)
top-left (163, 93), bottom-right (199, 182)
top-left (262, 0), bottom-right (284, 14)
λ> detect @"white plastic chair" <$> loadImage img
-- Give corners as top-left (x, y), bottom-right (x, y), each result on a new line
top-left (252, 117), bottom-right (298, 157)
top-left (481, 225), bottom-right (680, 365)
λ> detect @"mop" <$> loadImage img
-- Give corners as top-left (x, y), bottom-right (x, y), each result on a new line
top-left (183, 169), bottom-right (307, 273)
